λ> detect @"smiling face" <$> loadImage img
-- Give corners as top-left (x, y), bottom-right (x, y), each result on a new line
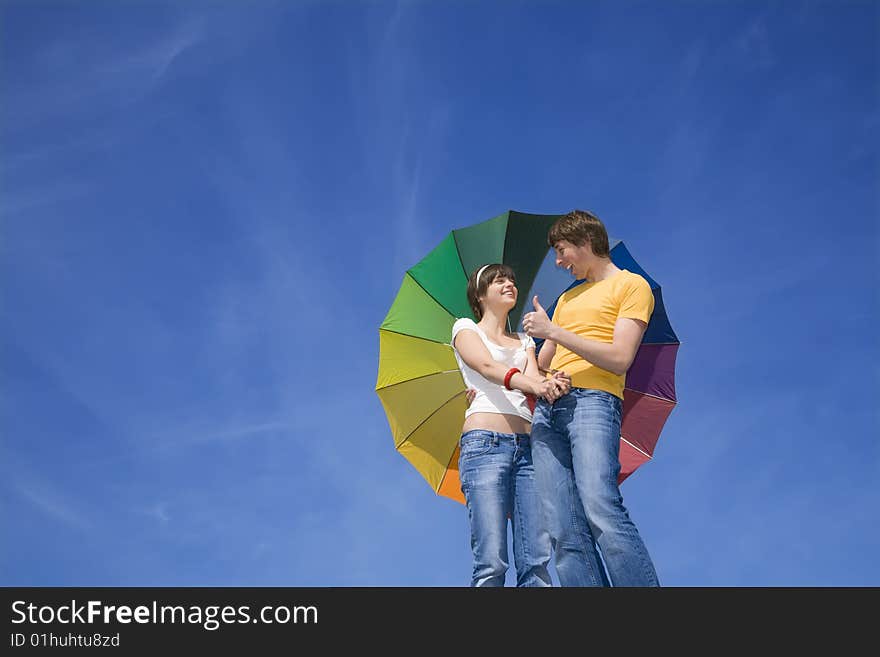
top-left (466, 263), bottom-right (518, 320)
top-left (481, 274), bottom-right (518, 313)
top-left (553, 239), bottom-right (592, 279)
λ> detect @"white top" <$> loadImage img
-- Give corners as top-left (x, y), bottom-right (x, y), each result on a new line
top-left (451, 317), bottom-right (535, 422)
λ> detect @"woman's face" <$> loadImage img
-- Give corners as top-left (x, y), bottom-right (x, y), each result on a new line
top-left (481, 275), bottom-right (517, 312)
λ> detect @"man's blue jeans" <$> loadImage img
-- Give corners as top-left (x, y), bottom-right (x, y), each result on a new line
top-left (458, 430), bottom-right (552, 587)
top-left (531, 389), bottom-right (660, 587)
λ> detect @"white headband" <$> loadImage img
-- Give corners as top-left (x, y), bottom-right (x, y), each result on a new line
top-left (475, 264), bottom-right (491, 288)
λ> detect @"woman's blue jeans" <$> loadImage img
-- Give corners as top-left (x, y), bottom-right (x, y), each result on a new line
top-left (458, 430), bottom-right (552, 587)
top-left (531, 389), bottom-right (660, 587)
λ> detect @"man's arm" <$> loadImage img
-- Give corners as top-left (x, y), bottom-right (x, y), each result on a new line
top-left (537, 340), bottom-right (556, 373)
top-left (547, 317), bottom-right (646, 376)
top-left (523, 296), bottom-right (646, 376)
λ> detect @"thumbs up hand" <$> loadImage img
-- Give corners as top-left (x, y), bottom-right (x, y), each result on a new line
top-left (522, 295), bottom-right (555, 339)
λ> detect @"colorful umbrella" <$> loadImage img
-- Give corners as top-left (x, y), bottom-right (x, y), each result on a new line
top-left (376, 210), bottom-right (678, 503)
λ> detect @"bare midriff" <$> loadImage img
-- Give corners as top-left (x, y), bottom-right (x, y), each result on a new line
top-left (462, 412), bottom-right (531, 436)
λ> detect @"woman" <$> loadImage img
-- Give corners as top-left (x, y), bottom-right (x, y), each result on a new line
top-left (452, 263), bottom-right (570, 587)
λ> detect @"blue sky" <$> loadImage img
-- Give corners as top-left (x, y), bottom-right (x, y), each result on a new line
top-left (2, 1), bottom-right (877, 586)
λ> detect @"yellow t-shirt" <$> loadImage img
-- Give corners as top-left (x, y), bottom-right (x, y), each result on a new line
top-left (549, 269), bottom-right (654, 400)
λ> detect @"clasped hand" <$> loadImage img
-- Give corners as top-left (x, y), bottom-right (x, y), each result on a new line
top-left (537, 370), bottom-right (571, 402)
top-left (464, 370), bottom-right (571, 406)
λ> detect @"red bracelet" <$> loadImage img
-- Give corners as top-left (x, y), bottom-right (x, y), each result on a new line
top-left (503, 367), bottom-right (521, 390)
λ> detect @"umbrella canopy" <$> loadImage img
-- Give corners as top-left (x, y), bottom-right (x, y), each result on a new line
top-left (376, 210), bottom-right (678, 503)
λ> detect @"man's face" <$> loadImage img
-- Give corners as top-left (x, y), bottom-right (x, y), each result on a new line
top-left (553, 239), bottom-right (589, 279)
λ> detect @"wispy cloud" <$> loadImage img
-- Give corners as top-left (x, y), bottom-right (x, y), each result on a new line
top-left (681, 40), bottom-right (705, 85)
top-left (9, 476), bottom-right (91, 531)
top-left (736, 15), bottom-right (775, 70)
top-left (144, 420), bottom-right (296, 454)
top-left (99, 25), bottom-right (202, 84)
top-left (139, 502), bottom-right (171, 526)
top-left (0, 180), bottom-right (92, 218)
top-left (5, 20), bottom-right (203, 131)
top-left (346, 3), bottom-right (453, 283)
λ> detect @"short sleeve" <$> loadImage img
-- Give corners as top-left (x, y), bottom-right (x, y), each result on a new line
top-left (619, 274), bottom-right (655, 324)
top-left (550, 293), bottom-right (565, 322)
top-left (451, 317), bottom-right (479, 345)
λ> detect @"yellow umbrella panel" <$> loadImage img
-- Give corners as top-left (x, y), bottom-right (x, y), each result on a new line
top-left (376, 282), bottom-right (468, 503)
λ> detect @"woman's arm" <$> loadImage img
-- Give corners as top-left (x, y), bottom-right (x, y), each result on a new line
top-left (454, 330), bottom-right (553, 398)
top-left (522, 346), bottom-right (540, 379)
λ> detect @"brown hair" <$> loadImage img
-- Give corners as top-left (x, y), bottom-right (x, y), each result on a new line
top-left (547, 209), bottom-right (610, 257)
top-left (466, 263), bottom-right (516, 321)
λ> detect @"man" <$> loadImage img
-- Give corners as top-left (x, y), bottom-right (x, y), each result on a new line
top-left (522, 209), bottom-right (660, 587)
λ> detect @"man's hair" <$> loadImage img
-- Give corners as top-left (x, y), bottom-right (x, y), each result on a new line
top-left (466, 263), bottom-right (516, 321)
top-left (547, 209), bottom-right (610, 257)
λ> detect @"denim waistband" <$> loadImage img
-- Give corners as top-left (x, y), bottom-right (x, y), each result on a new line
top-left (537, 387), bottom-right (623, 403)
top-left (461, 429), bottom-right (530, 440)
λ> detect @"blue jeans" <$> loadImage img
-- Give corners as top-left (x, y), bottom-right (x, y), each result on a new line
top-left (458, 430), bottom-right (552, 587)
top-left (531, 389), bottom-right (660, 587)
